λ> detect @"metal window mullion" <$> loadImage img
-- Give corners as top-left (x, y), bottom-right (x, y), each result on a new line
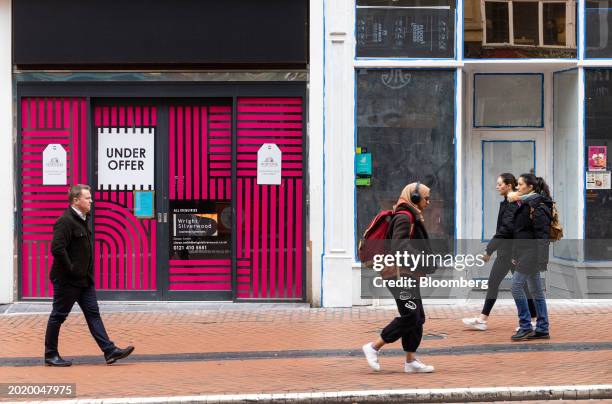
top-left (509, 1), bottom-right (515, 45)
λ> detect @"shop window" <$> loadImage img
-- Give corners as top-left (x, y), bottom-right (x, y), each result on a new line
top-left (465, 0), bottom-right (576, 58)
top-left (356, 69), bottom-right (455, 250)
top-left (585, 69), bottom-right (612, 261)
top-left (586, 1), bottom-right (612, 58)
top-left (553, 69), bottom-right (580, 260)
top-left (356, 0), bottom-right (456, 58)
top-left (474, 74), bottom-right (543, 127)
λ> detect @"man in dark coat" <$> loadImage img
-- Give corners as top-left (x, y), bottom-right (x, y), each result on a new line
top-left (44, 184), bottom-right (135, 366)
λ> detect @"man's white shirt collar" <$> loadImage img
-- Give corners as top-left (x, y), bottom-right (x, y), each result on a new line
top-left (71, 206), bottom-right (86, 221)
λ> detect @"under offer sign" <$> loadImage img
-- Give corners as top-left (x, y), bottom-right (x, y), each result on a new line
top-left (257, 143), bottom-right (282, 185)
top-left (97, 128), bottom-right (155, 190)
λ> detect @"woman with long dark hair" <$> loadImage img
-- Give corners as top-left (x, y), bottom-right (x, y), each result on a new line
top-left (508, 174), bottom-right (553, 341)
top-left (462, 173), bottom-right (537, 331)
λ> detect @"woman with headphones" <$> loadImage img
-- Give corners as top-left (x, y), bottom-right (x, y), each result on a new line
top-left (362, 182), bottom-right (437, 373)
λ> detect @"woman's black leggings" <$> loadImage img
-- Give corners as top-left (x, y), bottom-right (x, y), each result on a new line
top-left (381, 289), bottom-right (424, 352)
top-left (482, 255), bottom-right (537, 317)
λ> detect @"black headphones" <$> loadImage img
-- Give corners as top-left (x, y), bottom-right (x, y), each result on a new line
top-left (410, 182), bottom-right (422, 204)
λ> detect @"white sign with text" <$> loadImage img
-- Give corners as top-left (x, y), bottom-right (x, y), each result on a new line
top-left (257, 143), bottom-right (282, 185)
top-left (42, 144), bottom-right (67, 185)
top-left (97, 128), bottom-right (155, 190)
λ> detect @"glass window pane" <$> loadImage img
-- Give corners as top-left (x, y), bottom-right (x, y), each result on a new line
top-left (474, 74), bottom-right (543, 127)
top-left (485, 2), bottom-right (509, 43)
top-left (482, 141), bottom-right (535, 239)
top-left (356, 0), bottom-right (455, 58)
top-left (513, 2), bottom-right (539, 46)
top-left (543, 3), bottom-right (567, 46)
top-left (585, 69), bottom-right (612, 260)
top-left (553, 69), bottom-right (580, 260)
top-left (356, 69), bottom-right (455, 246)
top-left (586, 0), bottom-right (612, 58)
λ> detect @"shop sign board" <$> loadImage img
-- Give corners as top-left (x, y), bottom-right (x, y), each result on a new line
top-left (257, 143), bottom-right (282, 185)
top-left (98, 128), bottom-right (154, 190)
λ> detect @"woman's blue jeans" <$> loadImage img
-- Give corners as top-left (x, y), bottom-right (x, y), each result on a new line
top-left (511, 270), bottom-right (549, 333)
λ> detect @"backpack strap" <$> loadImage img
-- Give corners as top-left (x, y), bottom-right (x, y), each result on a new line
top-left (395, 210), bottom-right (415, 239)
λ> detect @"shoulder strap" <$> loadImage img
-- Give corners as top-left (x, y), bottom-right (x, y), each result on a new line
top-left (395, 210), bottom-right (415, 239)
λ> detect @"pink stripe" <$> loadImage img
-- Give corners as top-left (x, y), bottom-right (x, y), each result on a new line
top-left (144, 106), bottom-right (150, 126)
top-left (211, 170), bottom-right (231, 177)
top-left (150, 221), bottom-right (156, 289)
top-left (238, 146), bottom-right (301, 153)
top-left (169, 275), bottom-right (231, 282)
top-left (210, 146), bottom-right (231, 153)
top-left (178, 107), bottom-right (184, 199)
top-left (97, 228), bottom-right (127, 289)
top-left (237, 130), bottom-right (303, 137)
top-left (209, 138), bottom-right (231, 145)
top-left (218, 179), bottom-right (224, 199)
top-left (186, 106), bottom-right (192, 200)
top-left (102, 106), bottom-right (109, 126)
top-left (209, 106), bottom-right (231, 113)
top-left (169, 283), bottom-right (231, 291)
top-left (81, 100), bottom-right (87, 183)
top-left (279, 179), bottom-right (285, 297)
top-left (210, 179), bottom-right (216, 198)
top-left (96, 233), bottom-right (118, 289)
top-left (295, 178), bottom-right (303, 298)
top-left (253, 183), bottom-right (260, 298)
top-left (22, 243), bottom-right (29, 297)
top-left (238, 114), bottom-right (302, 121)
top-left (38, 242), bottom-right (45, 297)
top-left (209, 155), bottom-right (231, 161)
top-left (239, 98), bottom-right (302, 104)
top-left (22, 218), bottom-right (57, 225)
top-left (102, 241), bottom-right (109, 289)
top-left (94, 241), bottom-right (101, 289)
top-left (194, 107), bottom-right (200, 199)
top-left (237, 178), bottom-right (243, 258)
top-left (22, 226), bottom-right (53, 234)
top-left (22, 202), bottom-right (67, 209)
top-left (226, 178), bottom-right (231, 199)
top-left (135, 106), bottom-right (142, 126)
top-left (238, 154), bottom-right (302, 161)
top-left (238, 122), bottom-right (301, 129)
top-left (287, 180), bottom-right (294, 298)
top-left (22, 130), bottom-right (70, 138)
top-left (262, 185), bottom-right (268, 297)
top-left (46, 99), bottom-right (53, 129)
top-left (22, 138), bottom-right (69, 145)
top-left (169, 259), bottom-right (231, 265)
top-left (238, 138), bottom-right (302, 145)
top-left (202, 107), bottom-right (208, 199)
top-left (151, 107), bottom-right (157, 125)
top-left (127, 106), bottom-right (134, 127)
top-left (30, 99), bottom-right (38, 129)
top-left (245, 178), bottom-right (252, 277)
top-left (72, 100), bottom-right (80, 184)
top-left (211, 162), bottom-right (231, 169)
top-left (22, 234), bottom-right (53, 241)
top-left (111, 107), bottom-right (117, 126)
top-left (270, 184), bottom-right (277, 297)
top-left (38, 99), bottom-right (44, 129)
top-left (209, 123), bottom-right (231, 129)
top-left (238, 106), bottom-right (303, 113)
top-left (170, 267), bottom-right (230, 274)
top-left (169, 106), bottom-right (176, 199)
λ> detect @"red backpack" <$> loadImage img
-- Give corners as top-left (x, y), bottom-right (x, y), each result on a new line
top-left (358, 209), bottom-right (415, 263)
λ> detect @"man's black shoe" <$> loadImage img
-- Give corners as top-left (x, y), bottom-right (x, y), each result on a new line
top-left (526, 331), bottom-right (550, 340)
top-left (44, 354), bottom-right (72, 367)
top-left (511, 329), bottom-right (533, 341)
top-left (105, 346), bottom-right (135, 364)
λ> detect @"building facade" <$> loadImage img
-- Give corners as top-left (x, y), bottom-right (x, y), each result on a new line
top-left (1, 0), bottom-right (611, 306)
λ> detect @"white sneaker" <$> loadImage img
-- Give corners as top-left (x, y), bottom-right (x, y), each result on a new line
top-left (515, 320), bottom-right (537, 332)
top-left (462, 317), bottom-right (488, 331)
top-left (405, 359), bottom-right (435, 373)
top-left (362, 343), bottom-right (380, 371)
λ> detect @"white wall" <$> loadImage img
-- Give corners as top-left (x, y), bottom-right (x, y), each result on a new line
top-left (308, 0), bottom-right (324, 307)
top-left (0, 0), bottom-right (13, 304)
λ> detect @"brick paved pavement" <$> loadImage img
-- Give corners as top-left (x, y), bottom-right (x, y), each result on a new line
top-left (0, 301), bottom-right (611, 401)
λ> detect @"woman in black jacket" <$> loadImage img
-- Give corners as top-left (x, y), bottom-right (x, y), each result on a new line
top-left (462, 173), bottom-right (537, 331)
top-left (362, 182), bottom-right (436, 374)
top-left (508, 174), bottom-right (553, 341)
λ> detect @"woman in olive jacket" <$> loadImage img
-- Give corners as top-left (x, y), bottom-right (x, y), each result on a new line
top-left (362, 182), bottom-right (436, 374)
top-left (508, 174), bottom-right (553, 341)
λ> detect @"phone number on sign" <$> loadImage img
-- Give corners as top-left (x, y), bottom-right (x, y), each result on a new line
top-left (0, 383), bottom-right (76, 397)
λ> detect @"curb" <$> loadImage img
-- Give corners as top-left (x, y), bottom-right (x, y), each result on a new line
top-left (4, 384), bottom-right (612, 403)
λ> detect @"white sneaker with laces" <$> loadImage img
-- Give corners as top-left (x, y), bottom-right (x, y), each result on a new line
top-left (362, 343), bottom-right (380, 371)
top-left (404, 359), bottom-right (435, 373)
top-left (462, 317), bottom-right (487, 331)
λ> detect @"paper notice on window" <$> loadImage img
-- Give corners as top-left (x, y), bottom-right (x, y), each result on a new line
top-left (586, 171), bottom-right (611, 190)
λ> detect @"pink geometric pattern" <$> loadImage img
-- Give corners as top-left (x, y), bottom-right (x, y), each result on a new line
top-left (20, 98), bottom-right (87, 298)
top-left (236, 98), bottom-right (304, 299)
top-left (93, 105), bottom-right (157, 291)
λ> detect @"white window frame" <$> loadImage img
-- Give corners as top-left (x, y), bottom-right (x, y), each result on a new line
top-left (481, 0), bottom-right (576, 48)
